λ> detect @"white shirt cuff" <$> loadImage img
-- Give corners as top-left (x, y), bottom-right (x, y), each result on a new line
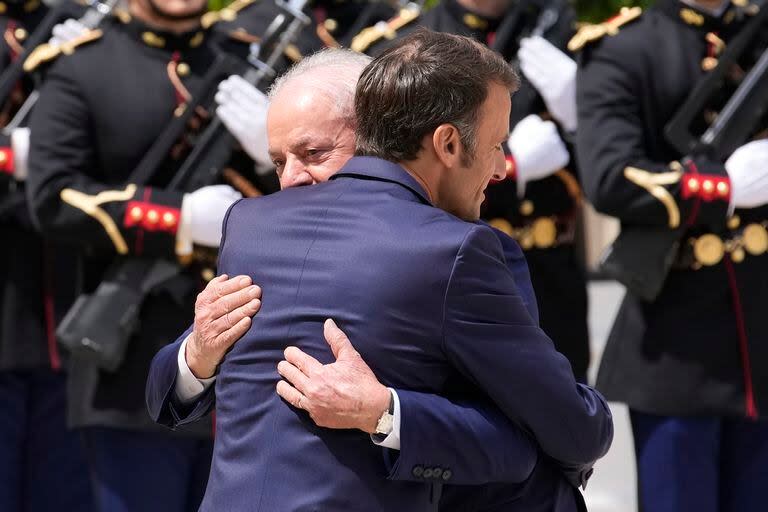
top-left (371, 388), bottom-right (401, 450)
top-left (174, 334), bottom-right (216, 404)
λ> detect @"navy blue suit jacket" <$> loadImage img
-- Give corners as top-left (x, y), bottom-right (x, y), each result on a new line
top-left (147, 157), bottom-right (611, 511)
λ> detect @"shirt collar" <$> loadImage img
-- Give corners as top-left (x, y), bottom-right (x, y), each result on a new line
top-left (330, 156), bottom-right (433, 206)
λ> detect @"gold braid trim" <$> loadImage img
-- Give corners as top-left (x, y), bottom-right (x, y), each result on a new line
top-left (201, 0), bottom-right (258, 29)
top-left (568, 7), bottom-right (642, 52)
top-left (623, 166), bottom-right (682, 228)
top-left (351, 5), bottom-right (421, 53)
top-left (59, 184), bottom-right (137, 255)
top-left (24, 29), bottom-right (103, 73)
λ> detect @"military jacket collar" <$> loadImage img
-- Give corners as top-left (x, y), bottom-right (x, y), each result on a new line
top-left (331, 156), bottom-right (433, 206)
top-left (658, 0), bottom-right (751, 31)
top-left (120, 15), bottom-right (207, 52)
top-left (444, 0), bottom-right (502, 36)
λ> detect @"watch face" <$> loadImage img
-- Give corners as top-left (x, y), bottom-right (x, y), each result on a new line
top-left (376, 413), bottom-right (394, 435)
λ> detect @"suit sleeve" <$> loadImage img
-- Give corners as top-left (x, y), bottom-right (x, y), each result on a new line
top-left (386, 390), bottom-right (538, 485)
top-left (26, 59), bottom-right (184, 259)
top-left (442, 225), bottom-right (613, 473)
top-left (146, 325), bottom-right (216, 428)
top-left (576, 39), bottom-right (729, 231)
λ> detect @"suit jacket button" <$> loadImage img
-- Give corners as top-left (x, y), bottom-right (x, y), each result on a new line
top-left (412, 465), bottom-right (424, 477)
top-left (432, 468), bottom-right (443, 479)
top-left (442, 469), bottom-right (452, 481)
top-left (423, 468), bottom-right (434, 479)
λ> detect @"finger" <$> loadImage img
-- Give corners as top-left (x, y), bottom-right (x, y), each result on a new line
top-left (210, 283), bottom-right (261, 317)
top-left (276, 360), bottom-right (311, 393)
top-left (276, 380), bottom-right (307, 410)
top-left (229, 75), bottom-right (269, 105)
top-left (209, 297), bottom-right (261, 334)
top-left (323, 319), bottom-right (358, 360)
top-left (214, 315), bottom-right (252, 349)
top-left (284, 346), bottom-right (323, 375)
top-left (207, 275), bottom-right (254, 303)
top-left (216, 105), bottom-right (247, 137)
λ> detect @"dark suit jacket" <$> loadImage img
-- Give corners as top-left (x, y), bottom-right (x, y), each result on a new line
top-left (147, 157), bottom-right (612, 511)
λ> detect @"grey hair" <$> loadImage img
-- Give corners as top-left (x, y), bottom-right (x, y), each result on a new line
top-left (268, 48), bottom-right (372, 126)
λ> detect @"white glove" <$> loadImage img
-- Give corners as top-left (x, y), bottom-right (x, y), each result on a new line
top-left (49, 19), bottom-right (88, 47)
top-left (507, 114), bottom-right (569, 197)
top-left (725, 139), bottom-right (768, 211)
top-left (215, 75), bottom-right (271, 169)
top-left (518, 36), bottom-right (578, 133)
top-left (178, 185), bottom-right (242, 254)
top-left (10, 127), bottom-right (29, 181)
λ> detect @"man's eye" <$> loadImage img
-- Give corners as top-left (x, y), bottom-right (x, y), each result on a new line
top-left (273, 161), bottom-right (285, 174)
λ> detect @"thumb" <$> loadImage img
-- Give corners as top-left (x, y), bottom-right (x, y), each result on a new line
top-left (324, 319), bottom-right (355, 360)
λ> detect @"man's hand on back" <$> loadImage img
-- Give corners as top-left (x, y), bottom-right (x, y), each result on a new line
top-left (276, 319), bottom-right (391, 434)
top-left (186, 274), bottom-right (262, 379)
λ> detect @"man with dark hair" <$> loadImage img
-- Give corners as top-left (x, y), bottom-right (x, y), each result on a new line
top-left (351, 0), bottom-right (590, 384)
top-left (149, 29), bottom-right (612, 511)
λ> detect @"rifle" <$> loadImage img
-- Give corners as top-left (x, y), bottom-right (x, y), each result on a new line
top-left (56, 0), bottom-right (311, 372)
top-left (1, 0), bottom-right (118, 135)
top-left (493, 0), bottom-right (571, 126)
top-left (599, 2), bottom-right (768, 301)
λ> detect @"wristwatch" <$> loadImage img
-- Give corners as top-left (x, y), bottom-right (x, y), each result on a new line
top-left (374, 389), bottom-right (395, 436)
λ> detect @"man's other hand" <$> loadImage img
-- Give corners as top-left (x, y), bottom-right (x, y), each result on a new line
top-left (276, 319), bottom-right (391, 434)
top-left (186, 274), bottom-right (262, 379)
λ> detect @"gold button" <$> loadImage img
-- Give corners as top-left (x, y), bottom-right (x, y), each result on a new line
top-left (727, 215), bottom-right (741, 230)
top-left (146, 209), bottom-right (159, 224)
top-left (702, 180), bottom-right (714, 193)
top-left (14, 28), bottom-right (26, 41)
top-left (162, 212), bottom-right (177, 227)
top-left (701, 57), bottom-right (718, 71)
top-left (201, 268), bottom-right (216, 282)
top-left (693, 234), bottom-right (725, 266)
top-left (743, 223), bottom-right (768, 255)
top-left (717, 181), bottom-right (729, 196)
top-left (519, 230), bottom-right (534, 250)
top-left (488, 217), bottom-right (514, 237)
top-left (519, 200), bottom-right (534, 216)
top-left (687, 178), bottom-right (699, 192)
top-left (731, 247), bottom-right (746, 263)
top-left (130, 206), bottom-right (143, 221)
top-left (532, 218), bottom-right (557, 249)
top-left (174, 104), bottom-right (187, 117)
top-left (324, 18), bottom-right (338, 33)
top-left (176, 62), bottom-right (190, 77)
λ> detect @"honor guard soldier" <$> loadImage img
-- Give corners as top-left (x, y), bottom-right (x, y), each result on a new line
top-left (0, 1), bottom-right (96, 511)
top-left (576, 0), bottom-right (768, 510)
top-left (350, 0), bottom-right (590, 381)
top-left (22, 0), bottom-right (321, 508)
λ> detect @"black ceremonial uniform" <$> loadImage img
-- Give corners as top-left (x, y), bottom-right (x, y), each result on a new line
top-left (0, 2), bottom-right (94, 511)
top-left (24, 11), bottom-right (265, 511)
top-left (578, 0), bottom-right (768, 423)
top-left (577, 1), bottom-right (768, 509)
top-left (352, 0), bottom-right (590, 379)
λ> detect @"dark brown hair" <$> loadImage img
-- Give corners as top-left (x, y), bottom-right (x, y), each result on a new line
top-left (354, 28), bottom-right (519, 162)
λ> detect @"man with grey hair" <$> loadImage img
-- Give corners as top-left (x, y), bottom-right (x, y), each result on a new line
top-left (214, 48), bottom-right (368, 186)
top-left (148, 44), bottom-right (609, 511)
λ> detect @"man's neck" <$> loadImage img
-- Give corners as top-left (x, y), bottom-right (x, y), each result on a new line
top-left (455, 0), bottom-right (511, 19)
top-left (129, 1), bottom-right (201, 34)
top-left (398, 161), bottom-right (437, 205)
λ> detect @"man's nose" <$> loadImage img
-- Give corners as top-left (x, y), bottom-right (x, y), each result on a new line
top-left (282, 159), bottom-right (314, 189)
top-left (491, 153), bottom-right (507, 181)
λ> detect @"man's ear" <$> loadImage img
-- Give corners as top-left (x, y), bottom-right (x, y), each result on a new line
top-left (432, 124), bottom-right (461, 168)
